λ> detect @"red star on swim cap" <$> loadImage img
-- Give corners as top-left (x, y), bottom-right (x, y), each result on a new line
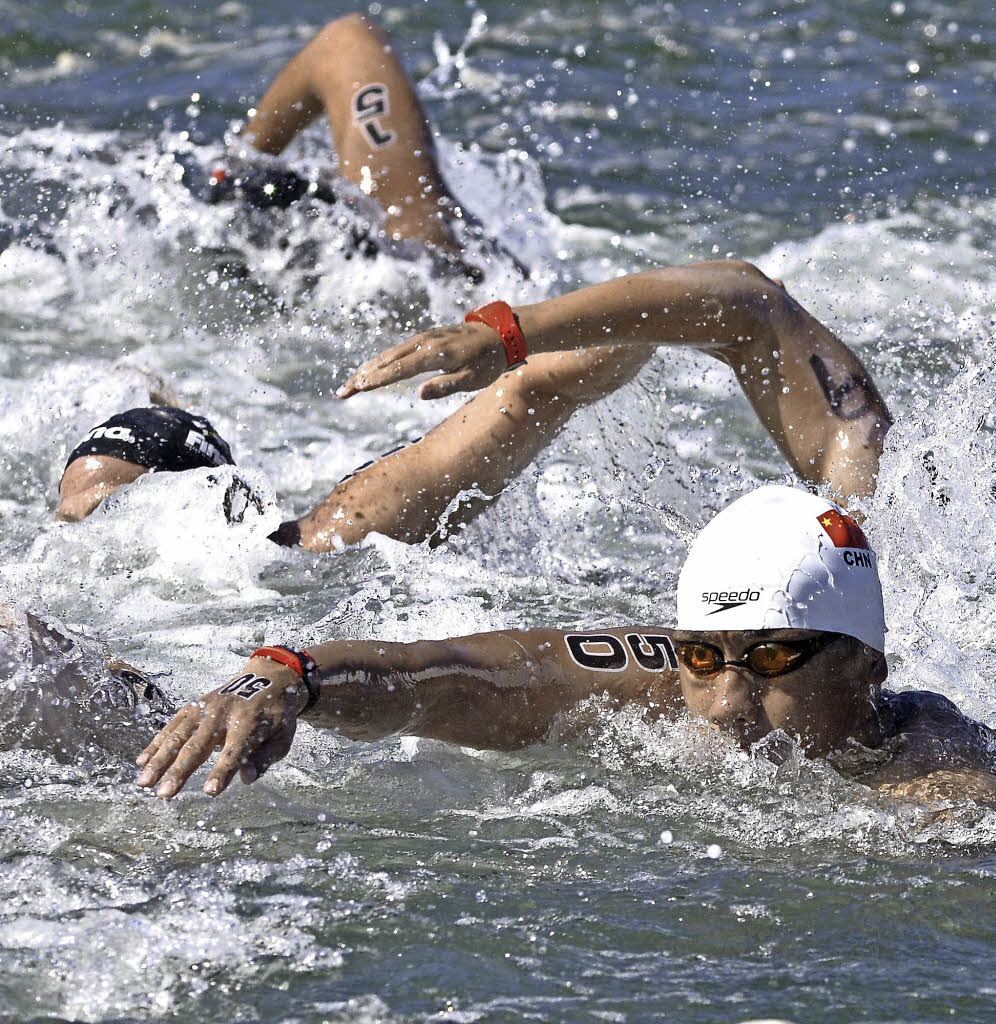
top-left (816, 508), bottom-right (869, 550)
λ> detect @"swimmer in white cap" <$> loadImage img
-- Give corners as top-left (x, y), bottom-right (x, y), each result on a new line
top-left (136, 483), bottom-right (996, 806)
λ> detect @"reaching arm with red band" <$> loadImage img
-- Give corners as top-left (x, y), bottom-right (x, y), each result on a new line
top-left (464, 301), bottom-right (527, 367)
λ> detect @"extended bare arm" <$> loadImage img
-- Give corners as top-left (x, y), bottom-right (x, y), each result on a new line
top-left (337, 260), bottom-right (891, 502)
top-left (135, 626), bottom-right (683, 798)
top-left (243, 13), bottom-right (460, 251)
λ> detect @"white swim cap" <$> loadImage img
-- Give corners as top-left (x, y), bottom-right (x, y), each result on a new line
top-left (676, 485), bottom-right (886, 651)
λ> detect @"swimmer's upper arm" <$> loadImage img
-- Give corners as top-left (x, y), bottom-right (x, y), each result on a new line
top-left (304, 627), bottom-right (682, 750)
top-left (548, 627), bottom-right (684, 716)
top-left (399, 627), bottom-right (682, 748)
top-left (715, 282), bottom-right (892, 502)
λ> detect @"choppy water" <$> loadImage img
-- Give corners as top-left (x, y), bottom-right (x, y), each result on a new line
top-left (1, 1), bottom-right (995, 1021)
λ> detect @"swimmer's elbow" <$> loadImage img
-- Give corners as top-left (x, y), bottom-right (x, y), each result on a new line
top-left (713, 258), bottom-right (773, 283)
top-left (316, 12), bottom-right (378, 45)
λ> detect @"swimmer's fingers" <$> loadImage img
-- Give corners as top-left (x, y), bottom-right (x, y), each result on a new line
top-left (136, 703), bottom-right (201, 775)
top-left (336, 336), bottom-right (427, 397)
top-left (204, 715), bottom-right (297, 796)
top-left (337, 323), bottom-right (502, 398)
top-left (201, 720), bottom-right (258, 797)
top-left (238, 728), bottom-right (296, 786)
top-left (418, 368), bottom-right (479, 401)
top-left (153, 715), bottom-right (230, 799)
top-left (340, 351), bottom-right (431, 396)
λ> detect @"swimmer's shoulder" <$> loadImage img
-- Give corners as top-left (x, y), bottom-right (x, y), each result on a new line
top-left (882, 688), bottom-right (966, 731)
top-left (881, 688), bottom-right (996, 763)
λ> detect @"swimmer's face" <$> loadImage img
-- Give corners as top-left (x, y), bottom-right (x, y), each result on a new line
top-left (672, 629), bottom-right (886, 756)
top-left (57, 456), bottom-right (148, 521)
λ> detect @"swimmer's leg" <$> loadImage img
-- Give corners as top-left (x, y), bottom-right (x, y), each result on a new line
top-left (282, 346), bottom-right (653, 552)
top-left (244, 13), bottom-right (460, 251)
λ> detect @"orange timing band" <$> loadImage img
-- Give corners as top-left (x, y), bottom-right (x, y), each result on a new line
top-left (249, 645), bottom-right (320, 713)
top-left (465, 301), bottom-right (527, 367)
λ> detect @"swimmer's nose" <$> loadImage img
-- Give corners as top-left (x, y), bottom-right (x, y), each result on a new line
top-left (707, 672), bottom-right (761, 733)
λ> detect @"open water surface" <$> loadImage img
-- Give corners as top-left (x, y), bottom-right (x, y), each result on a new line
top-left (1, 0), bottom-right (995, 1021)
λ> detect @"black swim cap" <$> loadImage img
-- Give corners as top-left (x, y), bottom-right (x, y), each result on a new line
top-left (64, 407), bottom-right (235, 476)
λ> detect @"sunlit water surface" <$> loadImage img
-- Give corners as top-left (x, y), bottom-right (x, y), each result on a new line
top-left (1, 1), bottom-right (995, 1021)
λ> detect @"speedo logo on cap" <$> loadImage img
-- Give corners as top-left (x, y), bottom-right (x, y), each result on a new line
top-left (702, 588), bottom-right (761, 615)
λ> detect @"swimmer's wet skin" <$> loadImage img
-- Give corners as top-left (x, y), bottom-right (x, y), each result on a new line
top-left (62, 260), bottom-right (887, 551)
top-left (289, 259), bottom-right (893, 551)
top-left (136, 486), bottom-right (996, 806)
top-left (227, 12), bottom-right (506, 281)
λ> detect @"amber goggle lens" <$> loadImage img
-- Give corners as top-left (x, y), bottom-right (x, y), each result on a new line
top-left (676, 641), bottom-right (804, 677)
top-left (677, 643), bottom-right (722, 675)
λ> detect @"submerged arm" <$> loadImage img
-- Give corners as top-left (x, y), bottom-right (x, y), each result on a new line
top-left (135, 626), bottom-right (682, 798)
top-left (874, 770), bottom-right (996, 807)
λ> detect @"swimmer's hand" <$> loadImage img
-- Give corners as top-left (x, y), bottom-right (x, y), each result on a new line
top-left (336, 321), bottom-right (505, 400)
top-left (135, 658), bottom-right (305, 799)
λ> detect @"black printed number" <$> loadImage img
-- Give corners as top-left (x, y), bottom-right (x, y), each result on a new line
top-left (354, 84), bottom-right (388, 119)
top-left (565, 633), bottom-right (677, 673)
top-left (565, 635), bottom-right (628, 672)
top-left (352, 84), bottom-right (395, 148)
top-left (219, 673), bottom-right (273, 700)
top-left (625, 634), bottom-right (678, 671)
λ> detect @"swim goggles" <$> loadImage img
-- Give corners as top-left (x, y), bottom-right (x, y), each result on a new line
top-left (674, 632), bottom-right (843, 678)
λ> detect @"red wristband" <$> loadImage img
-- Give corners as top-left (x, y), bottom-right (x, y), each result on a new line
top-left (465, 301), bottom-right (527, 367)
top-left (249, 645), bottom-right (320, 713)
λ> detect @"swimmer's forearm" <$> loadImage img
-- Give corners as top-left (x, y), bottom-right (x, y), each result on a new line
top-left (303, 631), bottom-right (583, 748)
top-left (514, 261), bottom-right (782, 354)
top-left (243, 59), bottom-right (324, 155)
top-left (296, 351), bottom-right (639, 551)
top-left (338, 261), bottom-right (785, 400)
